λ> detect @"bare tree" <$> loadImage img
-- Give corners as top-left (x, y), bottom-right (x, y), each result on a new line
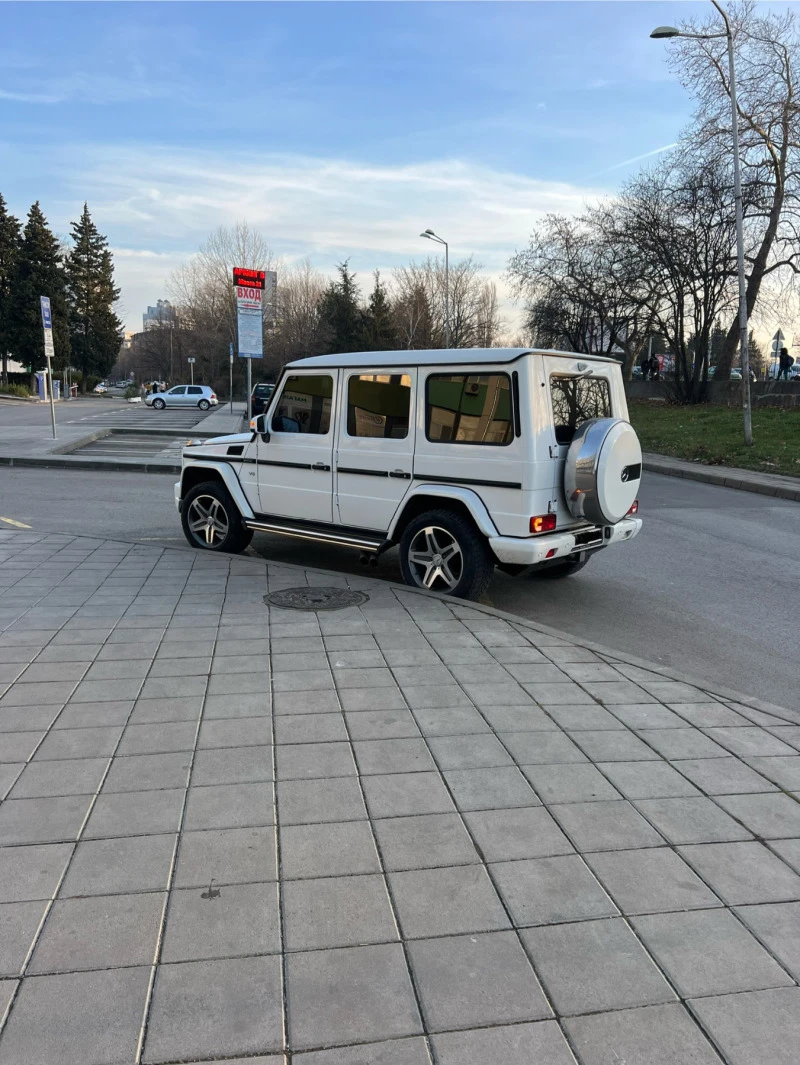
top-left (266, 258), bottom-right (330, 367)
top-left (391, 256), bottom-right (500, 349)
top-left (669, 0), bottom-right (800, 379)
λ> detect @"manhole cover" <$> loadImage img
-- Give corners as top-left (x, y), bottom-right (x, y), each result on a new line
top-left (264, 586), bottom-right (369, 611)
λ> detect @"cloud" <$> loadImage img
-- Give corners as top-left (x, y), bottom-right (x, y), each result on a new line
top-left (56, 145), bottom-right (609, 331)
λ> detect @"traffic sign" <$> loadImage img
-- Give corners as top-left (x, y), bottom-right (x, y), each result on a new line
top-left (233, 266), bottom-right (265, 359)
top-left (771, 329), bottom-right (785, 353)
top-left (187, 357), bottom-right (196, 364)
top-left (40, 296), bottom-right (52, 330)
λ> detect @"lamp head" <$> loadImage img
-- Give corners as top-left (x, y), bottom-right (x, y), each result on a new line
top-left (650, 25), bottom-right (680, 38)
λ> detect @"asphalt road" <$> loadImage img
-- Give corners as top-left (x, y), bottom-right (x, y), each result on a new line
top-left (0, 464), bottom-right (797, 711)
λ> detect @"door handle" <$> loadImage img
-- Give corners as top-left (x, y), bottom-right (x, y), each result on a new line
top-left (312, 462), bottom-right (331, 471)
top-left (389, 470), bottom-right (411, 480)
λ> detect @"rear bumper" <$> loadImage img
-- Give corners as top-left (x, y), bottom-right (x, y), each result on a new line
top-left (489, 517), bottom-right (642, 566)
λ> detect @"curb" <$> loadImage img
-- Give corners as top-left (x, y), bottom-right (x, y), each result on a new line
top-left (0, 455), bottom-right (179, 474)
top-left (643, 454), bottom-right (800, 502)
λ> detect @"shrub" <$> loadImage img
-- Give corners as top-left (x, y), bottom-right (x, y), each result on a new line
top-left (0, 383), bottom-right (32, 398)
top-left (124, 385), bottom-right (138, 400)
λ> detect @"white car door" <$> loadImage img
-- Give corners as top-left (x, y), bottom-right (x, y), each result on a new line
top-left (256, 371), bottom-right (337, 523)
top-left (335, 368), bottom-right (416, 532)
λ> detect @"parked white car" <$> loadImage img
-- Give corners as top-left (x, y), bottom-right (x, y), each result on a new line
top-left (174, 348), bottom-right (642, 599)
top-left (146, 384), bottom-right (218, 410)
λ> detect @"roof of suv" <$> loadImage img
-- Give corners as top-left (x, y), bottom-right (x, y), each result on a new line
top-left (287, 348), bottom-right (621, 370)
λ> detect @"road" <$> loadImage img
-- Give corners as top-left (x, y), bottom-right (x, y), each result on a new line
top-left (0, 464), bottom-right (797, 711)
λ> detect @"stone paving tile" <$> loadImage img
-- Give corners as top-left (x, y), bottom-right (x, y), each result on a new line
top-left (564, 1003), bottom-right (723, 1065)
top-left (280, 821), bottom-right (380, 880)
top-left (283, 873), bottom-right (397, 951)
top-left (143, 956), bottom-right (284, 1063)
top-left (183, 781), bottom-right (275, 830)
top-left (633, 796), bottom-right (754, 844)
top-left (0, 899), bottom-right (48, 977)
top-left (0, 965), bottom-right (150, 1065)
top-left (409, 931), bottom-right (550, 1032)
top-left (464, 806), bottom-right (574, 862)
top-left (345, 709), bottom-right (423, 740)
top-left (444, 766), bottom-right (540, 811)
top-left (678, 841), bottom-right (800, 905)
top-left (550, 799), bottom-right (666, 851)
top-left (715, 793), bottom-right (800, 839)
top-left (389, 864), bottom-right (510, 938)
top-left (28, 891), bottom-right (164, 974)
top-left (9, 757), bottom-right (108, 799)
top-left (632, 907), bottom-right (794, 997)
top-left (286, 943), bottom-right (422, 1050)
top-left (0, 794), bottom-right (93, 845)
top-left (362, 772), bottom-right (455, 818)
top-left (586, 847), bottom-right (721, 914)
top-left (374, 813), bottom-right (479, 870)
top-left (295, 1040), bottom-right (428, 1064)
top-left (690, 987), bottom-right (800, 1065)
top-left (735, 902), bottom-right (800, 981)
top-left (83, 787), bottom-right (184, 838)
top-left (522, 917), bottom-right (675, 1016)
top-left (278, 776), bottom-right (367, 824)
top-left (432, 1021), bottom-right (575, 1064)
top-left (190, 745), bottom-right (273, 785)
top-left (173, 826), bottom-right (277, 888)
top-left (491, 853), bottom-right (617, 926)
top-left (673, 755), bottom-right (777, 794)
top-left (161, 881), bottom-right (280, 962)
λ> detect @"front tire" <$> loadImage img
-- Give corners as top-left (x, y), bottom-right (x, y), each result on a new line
top-left (399, 509), bottom-right (494, 600)
top-left (152, 397), bottom-right (165, 410)
top-left (198, 399), bottom-right (210, 410)
top-left (181, 481), bottom-right (253, 554)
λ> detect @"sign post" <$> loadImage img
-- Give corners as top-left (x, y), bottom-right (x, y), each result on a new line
top-left (40, 296), bottom-right (57, 439)
top-left (233, 267), bottom-right (266, 423)
top-left (187, 357), bottom-right (196, 386)
top-left (229, 342), bottom-right (234, 414)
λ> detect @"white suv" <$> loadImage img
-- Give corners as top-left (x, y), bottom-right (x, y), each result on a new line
top-left (175, 348), bottom-right (642, 599)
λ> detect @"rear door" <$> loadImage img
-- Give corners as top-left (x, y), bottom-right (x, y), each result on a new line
top-left (256, 371), bottom-right (336, 523)
top-left (543, 356), bottom-right (617, 523)
top-left (186, 386), bottom-right (204, 406)
top-left (335, 369), bottom-right (415, 531)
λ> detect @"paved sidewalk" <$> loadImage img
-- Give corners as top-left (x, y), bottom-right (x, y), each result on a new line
top-left (0, 532), bottom-right (799, 1065)
top-left (643, 452), bottom-right (800, 502)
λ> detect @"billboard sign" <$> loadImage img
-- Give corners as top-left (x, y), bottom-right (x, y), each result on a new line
top-left (233, 267), bottom-right (266, 359)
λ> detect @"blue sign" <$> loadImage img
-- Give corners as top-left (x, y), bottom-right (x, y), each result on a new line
top-left (40, 296), bottom-right (52, 330)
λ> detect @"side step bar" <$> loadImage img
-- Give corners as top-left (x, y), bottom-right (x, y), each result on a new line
top-left (244, 518), bottom-right (387, 554)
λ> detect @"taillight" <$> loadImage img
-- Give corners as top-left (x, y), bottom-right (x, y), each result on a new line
top-left (627, 500), bottom-right (639, 515)
top-left (530, 514), bottom-right (557, 534)
top-left (210, 394), bottom-right (217, 400)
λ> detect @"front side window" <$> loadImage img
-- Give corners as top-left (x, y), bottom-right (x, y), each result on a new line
top-left (426, 373), bottom-right (513, 445)
top-left (550, 375), bottom-right (612, 444)
top-left (169, 387), bottom-right (186, 395)
top-left (272, 374), bottom-right (333, 435)
top-left (347, 374), bottom-right (411, 439)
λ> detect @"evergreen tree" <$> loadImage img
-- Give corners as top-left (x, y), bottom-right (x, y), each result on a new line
top-left (360, 271), bottom-right (398, 350)
top-left (8, 202), bottom-right (71, 373)
top-left (318, 261), bottom-right (365, 353)
top-left (66, 204), bottom-right (122, 391)
top-left (0, 194), bottom-right (22, 383)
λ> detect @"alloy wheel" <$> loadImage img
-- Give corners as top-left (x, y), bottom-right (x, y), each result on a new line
top-left (187, 495), bottom-right (229, 547)
top-left (407, 525), bottom-right (463, 591)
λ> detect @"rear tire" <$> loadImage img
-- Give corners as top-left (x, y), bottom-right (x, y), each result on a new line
top-left (181, 481), bottom-right (253, 554)
top-left (198, 399), bottom-right (210, 410)
top-left (399, 509), bottom-right (494, 600)
top-left (152, 397), bottom-right (165, 410)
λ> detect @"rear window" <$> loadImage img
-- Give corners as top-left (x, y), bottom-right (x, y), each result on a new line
top-left (254, 384), bottom-right (273, 397)
top-left (426, 374), bottom-right (513, 445)
top-left (187, 387), bottom-right (202, 395)
top-left (550, 375), bottom-right (612, 445)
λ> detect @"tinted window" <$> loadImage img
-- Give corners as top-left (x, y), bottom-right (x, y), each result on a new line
top-left (426, 374), bottom-right (513, 445)
top-left (272, 375), bottom-right (333, 435)
top-left (550, 375), bottom-right (612, 445)
top-left (187, 387), bottom-right (202, 395)
top-left (254, 384), bottom-right (273, 397)
top-left (169, 387), bottom-right (186, 395)
top-left (347, 374), bottom-right (411, 439)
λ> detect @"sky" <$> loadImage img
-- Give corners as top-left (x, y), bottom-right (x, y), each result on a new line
top-left (0, 0), bottom-right (713, 334)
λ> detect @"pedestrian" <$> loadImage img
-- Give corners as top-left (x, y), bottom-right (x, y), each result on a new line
top-left (777, 347), bottom-right (794, 380)
top-left (639, 351), bottom-right (650, 380)
top-left (649, 355), bottom-right (660, 381)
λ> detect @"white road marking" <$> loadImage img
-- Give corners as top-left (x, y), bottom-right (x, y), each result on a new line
top-left (0, 517), bottom-right (32, 528)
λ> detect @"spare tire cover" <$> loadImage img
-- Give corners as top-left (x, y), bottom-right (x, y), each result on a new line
top-left (564, 418), bottom-right (642, 525)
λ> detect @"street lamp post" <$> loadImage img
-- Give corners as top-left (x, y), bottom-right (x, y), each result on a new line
top-left (651, 1), bottom-right (752, 445)
top-left (420, 229), bottom-right (450, 348)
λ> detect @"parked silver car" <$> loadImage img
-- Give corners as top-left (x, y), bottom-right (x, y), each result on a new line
top-left (146, 385), bottom-right (218, 410)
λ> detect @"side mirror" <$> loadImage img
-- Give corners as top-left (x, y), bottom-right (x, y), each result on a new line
top-left (250, 414), bottom-right (270, 440)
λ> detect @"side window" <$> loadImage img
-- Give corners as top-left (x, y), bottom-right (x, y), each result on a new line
top-left (347, 374), bottom-right (411, 439)
top-left (187, 386), bottom-right (202, 395)
top-left (169, 387), bottom-right (186, 395)
top-left (550, 375), bottom-right (612, 445)
top-left (272, 374), bottom-right (333, 435)
top-left (426, 374), bottom-right (513, 445)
